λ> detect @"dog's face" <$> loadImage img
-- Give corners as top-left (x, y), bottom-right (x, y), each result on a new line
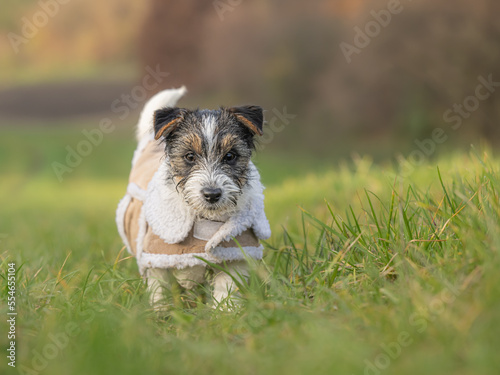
top-left (153, 105), bottom-right (263, 219)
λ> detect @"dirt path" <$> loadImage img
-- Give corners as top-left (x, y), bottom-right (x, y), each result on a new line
top-left (0, 81), bottom-right (134, 121)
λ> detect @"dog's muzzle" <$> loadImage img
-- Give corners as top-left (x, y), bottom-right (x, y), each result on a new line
top-left (201, 187), bottom-right (222, 203)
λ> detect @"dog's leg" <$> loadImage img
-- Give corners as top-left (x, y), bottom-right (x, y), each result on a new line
top-left (145, 268), bottom-right (174, 309)
top-left (172, 265), bottom-right (206, 290)
top-left (146, 266), bottom-right (206, 310)
top-left (212, 260), bottom-right (249, 309)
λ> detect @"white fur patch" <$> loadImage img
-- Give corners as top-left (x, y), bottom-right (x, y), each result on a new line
top-left (202, 114), bottom-right (217, 151)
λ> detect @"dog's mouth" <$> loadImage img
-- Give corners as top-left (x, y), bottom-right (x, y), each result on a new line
top-left (179, 175), bottom-right (242, 218)
top-left (199, 197), bottom-right (237, 212)
top-left (182, 193), bottom-right (239, 220)
top-left (205, 205), bottom-right (221, 211)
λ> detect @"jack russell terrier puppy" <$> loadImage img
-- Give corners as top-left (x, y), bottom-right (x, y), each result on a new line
top-left (116, 87), bottom-right (271, 309)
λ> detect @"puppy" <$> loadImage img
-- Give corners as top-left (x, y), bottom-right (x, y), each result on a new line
top-left (116, 87), bottom-right (271, 308)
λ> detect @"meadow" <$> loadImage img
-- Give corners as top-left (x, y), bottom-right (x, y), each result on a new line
top-left (1, 126), bottom-right (500, 375)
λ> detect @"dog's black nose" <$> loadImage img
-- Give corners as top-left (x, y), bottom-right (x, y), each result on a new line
top-left (202, 188), bottom-right (222, 203)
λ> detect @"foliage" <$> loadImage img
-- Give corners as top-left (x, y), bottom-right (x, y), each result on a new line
top-left (1, 130), bottom-right (500, 374)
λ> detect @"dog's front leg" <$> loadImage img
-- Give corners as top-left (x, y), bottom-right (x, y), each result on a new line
top-left (212, 260), bottom-right (249, 309)
top-left (145, 268), bottom-right (173, 309)
top-left (146, 266), bottom-right (206, 310)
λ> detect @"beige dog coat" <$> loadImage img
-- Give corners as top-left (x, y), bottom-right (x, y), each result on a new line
top-left (116, 135), bottom-right (271, 275)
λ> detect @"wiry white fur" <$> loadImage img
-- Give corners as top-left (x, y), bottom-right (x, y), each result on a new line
top-left (202, 114), bottom-right (217, 151)
top-left (182, 163), bottom-right (241, 221)
top-left (136, 86), bottom-right (187, 142)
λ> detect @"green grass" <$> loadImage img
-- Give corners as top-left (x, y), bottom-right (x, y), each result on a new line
top-left (1, 128), bottom-right (500, 375)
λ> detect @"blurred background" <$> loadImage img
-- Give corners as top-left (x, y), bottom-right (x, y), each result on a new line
top-left (2, 0), bottom-right (499, 165)
top-left (3, 3), bottom-right (500, 374)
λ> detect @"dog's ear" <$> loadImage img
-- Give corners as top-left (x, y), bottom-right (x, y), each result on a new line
top-left (153, 107), bottom-right (185, 140)
top-left (228, 105), bottom-right (264, 136)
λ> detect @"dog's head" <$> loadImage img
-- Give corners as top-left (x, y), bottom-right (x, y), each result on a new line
top-left (153, 105), bottom-right (264, 220)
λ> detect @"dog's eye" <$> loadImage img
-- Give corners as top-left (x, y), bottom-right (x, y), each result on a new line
top-left (184, 152), bottom-right (196, 163)
top-left (223, 152), bottom-right (237, 163)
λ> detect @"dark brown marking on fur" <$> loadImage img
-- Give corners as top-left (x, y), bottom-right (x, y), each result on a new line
top-left (228, 106), bottom-right (264, 136)
top-left (234, 114), bottom-right (263, 136)
top-left (155, 118), bottom-right (182, 140)
top-left (187, 133), bottom-right (203, 155)
top-left (219, 134), bottom-right (238, 153)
